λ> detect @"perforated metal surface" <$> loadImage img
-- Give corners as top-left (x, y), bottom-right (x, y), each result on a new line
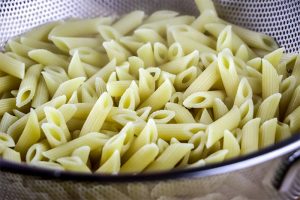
top-left (0, 0), bottom-right (300, 53)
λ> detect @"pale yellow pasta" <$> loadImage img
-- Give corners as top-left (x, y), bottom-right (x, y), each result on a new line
top-left (0, 76), bottom-right (20, 95)
top-left (235, 44), bottom-right (250, 61)
top-left (80, 92), bottom-right (113, 136)
top-left (153, 42), bottom-right (169, 65)
top-left (24, 21), bottom-right (62, 41)
top-left (128, 56), bottom-right (144, 78)
top-left (16, 64), bottom-right (43, 107)
top-left (95, 77), bottom-right (107, 96)
top-left (285, 85), bottom-right (300, 116)
top-left (148, 110), bottom-right (175, 124)
top-left (7, 40), bottom-right (33, 57)
top-left (96, 150), bottom-right (120, 174)
top-left (256, 93), bottom-right (281, 123)
top-left (284, 105), bottom-right (300, 133)
top-left (279, 76), bottom-right (296, 115)
top-left (239, 99), bottom-right (254, 127)
top-left (85, 59), bottom-right (116, 84)
top-left (70, 47), bottom-right (109, 67)
top-left (276, 122), bottom-right (291, 142)
top-left (136, 107), bottom-right (152, 121)
top-left (119, 36), bottom-right (144, 53)
top-left (5, 52), bottom-right (35, 68)
top-left (0, 133), bottom-right (15, 148)
top-left (183, 90), bottom-right (226, 108)
top-left (263, 48), bottom-right (284, 67)
top-left (137, 42), bottom-right (155, 67)
top-left (98, 25), bottom-right (122, 41)
top-left (121, 143), bottom-right (159, 173)
top-left (241, 118), bottom-right (261, 155)
top-left (191, 9), bottom-right (218, 32)
top-left (106, 80), bottom-right (132, 97)
top-left (199, 109), bottom-right (213, 124)
top-left (0, 113), bottom-right (18, 133)
top-left (72, 146), bottom-right (91, 164)
top-left (259, 118), bottom-right (277, 148)
top-left (223, 130), bottom-right (240, 159)
top-left (200, 52), bottom-right (217, 68)
top-left (0, 52), bottom-right (25, 79)
top-left (49, 17), bottom-right (113, 38)
top-left (112, 113), bottom-right (144, 127)
top-left (204, 149), bottom-right (228, 164)
top-left (67, 50), bottom-right (87, 78)
top-left (28, 49), bottom-right (68, 69)
top-left (113, 11), bottom-right (145, 35)
top-left (168, 42), bottom-right (184, 60)
top-left (53, 77), bottom-right (86, 100)
top-left (135, 28), bottom-right (166, 45)
top-left (42, 123), bottom-right (67, 148)
top-left (165, 102), bottom-right (195, 123)
top-left (32, 161), bottom-right (64, 170)
top-left (2, 148), bottom-right (21, 163)
top-left (57, 156), bottom-right (91, 172)
top-left (144, 10), bottom-right (179, 23)
top-left (233, 77), bottom-right (253, 107)
top-left (103, 40), bottom-right (132, 65)
top-left (212, 98), bottom-right (229, 120)
top-left (195, 0), bottom-right (217, 13)
top-left (116, 64), bottom-right (135, 81)
top-left (217, 50), bottom-right (240, 99)
top-left (119, 87), bottom-right (136, 110)
top-left (157, 71), bottom-right (176, 87)
top-left (8, 95), bottom-right (66, 140)
top-left (0, 98), bottom-right (16, 116)
top-left (20, 37), bottom-right (59, 53)
top-left (206, 106), bottom-right (241, 148)
top-left (184, 61), bottom-right (219, 98)
top-left (32, 78), bottom-right (50, 108)
top-left (174, 66), bottom-right (198, 91)
top-left (43, 132), bottom-right (108, 160)
top-left (12, 109), bottom-right (25, 118)
top-left (138, 80), bottom-right (174, 111)
top-left (51, 36), bottom-right (102, 53)
top-left (15, 109), bottom-right (40, 157)
top-left (262, 59), bottom-right (280, 99)
top-left (25, 140), bottom-right (49, 163)
top-left (79, 84), bottom-right (98, 103)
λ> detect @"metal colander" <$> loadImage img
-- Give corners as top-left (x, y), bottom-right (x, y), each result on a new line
top-left (1, 0), bottom-right (300, 200)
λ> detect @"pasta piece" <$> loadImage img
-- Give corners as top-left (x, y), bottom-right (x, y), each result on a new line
top-left (25, 140), bottom-right (49, 163)
top-left (51, 36), bottom-right (102, 53)
top-left (136, 107), bottom-right (152, 121)
top-left (2, 148), bottom-right (21, 163)
top-left (184, 61), bottom-right (219, 98)
top-left (80, 92), bottom-right (113, 136)
top-left (174, 66), bottom-right (198, 91)
top-left (279, 76), bottom-right (296, 116)
top-left (20, 37), bottom-right (60, 53)
top-left (153, 42), bottom-right (169, 65)
top-left (206, 106), bottom-right (241, 148)
top-left (145, 143), bottom-right (193, 172)
top-left (116, 64), bottom-right (136, 81)
top-left (128, 56), bottom-right (144, 78)
top-left (156, 138), bottom-right (169, 156)
top-left (223, 130), bottom-right (240, 159)
top-left (107, 80), bottom-right (132, 97)
top-left (284, 105), bottom-right (300, 133)
top-left (85, 59), bottom-right (117, 84)
top-left (169, 92), bottom-right (184, 105)
top-left (0, 98), bottom-right (16, 116)
top-left (247, 57), bottom-right (262, 72)
top-left (276, 122), bottom-right (291, 142)
top-left (28, 49), bottom-right (69, 69)
top-left (0, 113), bottom-right (18, 132)
top-left (32, 78), bottom-right (50, 108)
top-left (241, 118), bottom-right (261, 155)
top-left (7, 40), bottom-right (33, 57)
top-left (5, 52), bottom-right (35, 68)
top-left (124, 119), bottom-right (157, 160)
top-left (200, 52), bottom-right (217, 68)
top-left (68, 50), bottom-right (87, 78)
top-left (95, 77), bottom-right (107, 96)
top-left (13, 109), bottom-right (25, 118)
top-left (0, 76), bottom-right (20, 95)
top-left (121, 143), bottom-right (159, 173)
top-left (157, 71), bottom-right (176, 87)
top-left (235, 45), bottom-right (250, 61)
top-left (96, 150), bottom-right (120, 174)
top-left (204, 149), bottom-right (228, 164)
top-left (144, 10), bottom-right (179, 23)
top-left (262, 59), bottom-right (280, 99)
top-left (165, 102), bottom-right (195, 123)
top-left (119, 87), bottom-right (136, 110)
top-left (256, 93), bottom-right (281, 123)
top-left (70, 47), bottom-right (109, 67)
top-left (119, 36), bottom-right (144, 53)
top-left (285, 85), bottom-right (300, 116)
top-left (32, 161), bottom-right (64, 170)
top-left (188, 131), bottom-right (206, 162)
top-left (0, 133), bottom-right (15, 148)
top-left (168, 42), bottom-right (184, 60)
top-left (195, 0), bottom-right (217, 13)
top-left (212, 98), bottom-right (228, 120)
top-left (57, 156), bottom-right (91, 172)
top-left (8, 95), bottom-right (66, 141)
top-left (113, 11), bottom-right (145, 35)
top-left (183, 90), bottom-right (226, 108)
top-left (49, 17), bottom-right (113, 38)
top-left (43, 132), bottom-right (108, 160)
top-left (0, 52), bottom-right (25, 79)
top-left (15, 109), bottom-right (40, 157)
top-left (135, 29), bottom-right (166, 45)
top-left (42, 123), bottom-right (67, 148)
top-left (68, 91), bottom-right (79, 104)
top-left (53, 77), bottom-right (86, 99)
top-left (138, 80), bottom-right (174, 111)
top-left (233, 77), bottom-right (253, 107)
top-left (103, 40), bottom-right (132, 65)
top-left (191, 9), bottom-right (218, 32)
top-left (72, 146), bottom-right (91, 164)
top-left (259, 118), bottom-right (277, 148)
top-left (98, 25), bottom-right (122, 41)
top-left (217, 50), bottom-right (240, 99)
top-left (16, 64), bottom-right (43, 107)
top-left (23, 21), bottom-right (62, 41)
top-left (199, 109), bottom-right (213, 124)
top-left (137, 43), bottom-right (155, 67)
top-left (263, 48), bottom-right (284, 67)
top-left (239, 99), bottom-right (254, 127)
top-left (148, 110), bottom-right (175, 124)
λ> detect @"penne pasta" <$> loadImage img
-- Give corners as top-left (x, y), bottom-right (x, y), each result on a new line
top-left (241, 118), bottom-right (261, 155)
top-left (183, 90), bottom-right (226, 108)
top-left (0, 52), bottom-right (25, 79)
top-left (165, 102), bottom-right (195, 123)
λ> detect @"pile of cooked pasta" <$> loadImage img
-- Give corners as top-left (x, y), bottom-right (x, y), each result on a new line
top-left (0, 0), bottom-right (299, 174)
